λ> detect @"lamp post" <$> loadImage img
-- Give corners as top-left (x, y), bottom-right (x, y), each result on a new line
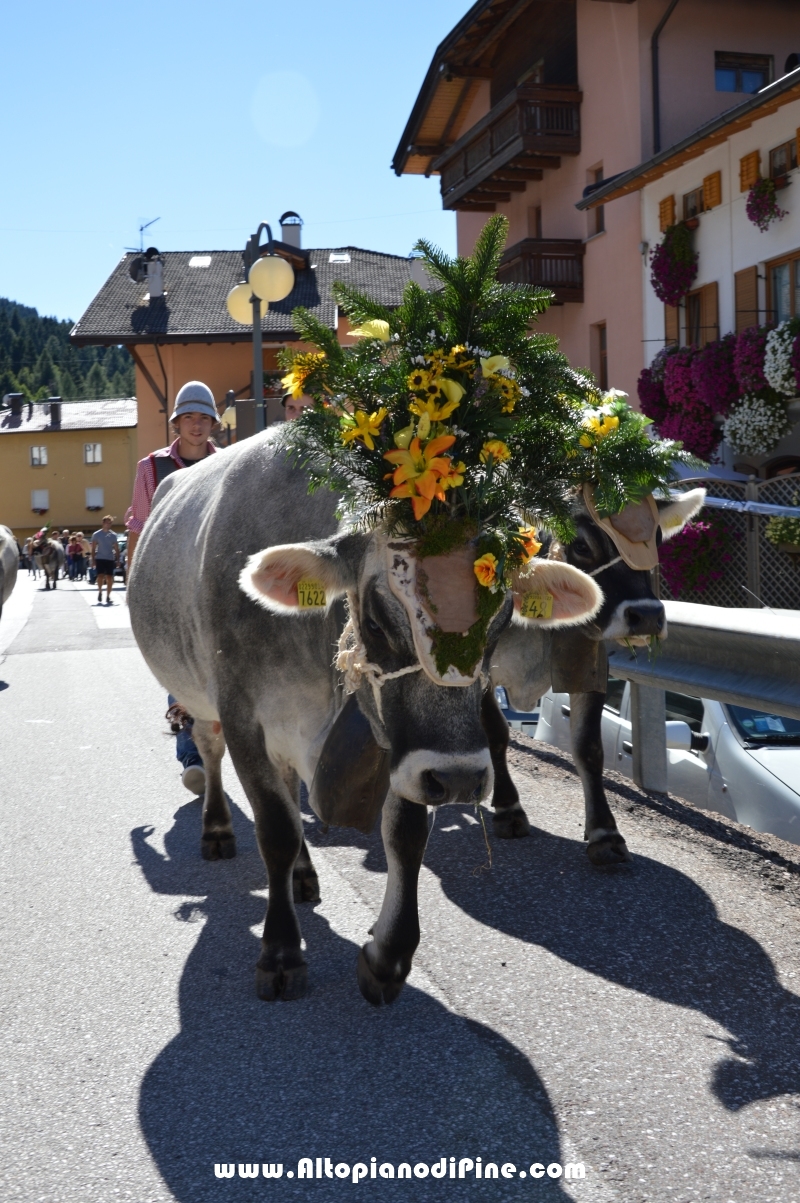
top-left (225, 222), bottom-right (296, 431)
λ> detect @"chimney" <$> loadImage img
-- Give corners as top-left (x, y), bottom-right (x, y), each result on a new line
top-left (8, 392), bottom-right (23, 417)
top-left (49, 397), bottom-right (62, 426)
top-left (279, 211), bottom-right (303, 249)
top-left (144, 247), bottom-right (165, 298)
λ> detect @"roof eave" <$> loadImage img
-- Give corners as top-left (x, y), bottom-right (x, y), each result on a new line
top-left (392, 0), bottom-right (495, 175)
top-left (576, 68), bottom-right (800, 211)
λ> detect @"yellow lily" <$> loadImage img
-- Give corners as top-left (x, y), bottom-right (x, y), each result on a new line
top-left (348, 319), bottom-right (391, 341)
top-left (383, 434), bottom-right (457, 521)
top-left (408, 392), bottom-right (461, 423)
top-left (340, 407), bottom-right (388, 450)
top-left (480, 439), bottom-right (511, 464)
top-left (473, 552), bottom-right (498, 588)
top-left (579, 412), bottom-right (620, 447)
top-left (518, 525), bottom-right (542, 563)
top-left (438, 378), bottom-right (465, 406)
top-left (438, 459), bottom-right (466, 491)
top-left (444, 344), bottom-right (475, 370)
top-left (393, 423), bottom-right (415, 449)
top-left (481, 354), bottom-right (511, 378)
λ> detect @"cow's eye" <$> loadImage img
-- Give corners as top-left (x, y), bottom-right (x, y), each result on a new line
top-left (572, 539), bottom-right (591, 557)
top-left (364, 616), bottom-right (384, 638)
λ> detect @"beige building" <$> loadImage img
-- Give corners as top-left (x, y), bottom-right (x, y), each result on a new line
top-left (393, 0), bottom-right (800, 399)
top-left (0, 397), bottom-right (137, 541)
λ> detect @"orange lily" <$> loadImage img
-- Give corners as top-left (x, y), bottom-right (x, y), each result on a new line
top-left (383, 434), bottom-right (456, 520)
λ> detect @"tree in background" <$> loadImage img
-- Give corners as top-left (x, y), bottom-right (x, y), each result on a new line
top-left (0, 298), bottom-right (135, 401)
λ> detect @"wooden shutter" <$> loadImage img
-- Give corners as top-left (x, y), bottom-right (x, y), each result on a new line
top-left (739, 150), bottom-right (760, 192)
top-left (659, 195), bottom-right (676, 232)
top-left (734, 266), bottom-right (759, 332)
top-left (664, 302), bottom-right (679, 346)
top-left (699, 282), bottom-right (719, 347)
top-left (703, 170), bottom-right (722, 209)
top-left (796, 128), bottom-right (800, 168)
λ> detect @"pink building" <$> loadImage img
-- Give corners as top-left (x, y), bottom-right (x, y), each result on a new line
top-left (394, 0), bottom-right (800, 399)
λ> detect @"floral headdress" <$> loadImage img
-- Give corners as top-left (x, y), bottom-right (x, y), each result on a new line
top-left (280, 217), bottom-right (691, 612)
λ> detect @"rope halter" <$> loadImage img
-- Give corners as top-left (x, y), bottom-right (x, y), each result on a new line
top-left (336, 603), bottom-right (422, 723)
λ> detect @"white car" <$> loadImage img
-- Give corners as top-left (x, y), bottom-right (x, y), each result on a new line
top-left (497, 681), bottom-right (800, 846)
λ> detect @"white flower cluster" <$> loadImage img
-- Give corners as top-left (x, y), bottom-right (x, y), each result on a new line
top-left (764, 321), bottom-right (799, 396)
top-left (722, 393), bottom-right (791, 455)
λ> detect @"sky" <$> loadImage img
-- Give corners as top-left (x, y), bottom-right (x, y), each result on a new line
top-left (0, 0), bottom-right (467, 323)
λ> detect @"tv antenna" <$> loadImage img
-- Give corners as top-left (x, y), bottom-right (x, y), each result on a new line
top-left (125, 216), bottom-right (160, 253)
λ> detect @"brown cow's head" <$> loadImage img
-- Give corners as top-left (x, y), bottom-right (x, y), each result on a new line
top-left (240, 529), bottom-right (601, 807)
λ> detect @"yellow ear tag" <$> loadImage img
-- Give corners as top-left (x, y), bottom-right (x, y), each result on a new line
top-left (520, 589), bottom-right (554, 620)
top-left (296, 579), bottom-right (327, 609)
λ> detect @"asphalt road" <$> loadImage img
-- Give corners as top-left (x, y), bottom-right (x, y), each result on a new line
top-left (2, 571), bottom-right (800, 1203)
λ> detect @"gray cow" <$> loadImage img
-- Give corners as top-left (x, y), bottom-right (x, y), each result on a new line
top-left (0, 525), bottom-right (18, 621)
top-left (128, 431), bottom-right (601, 1004)
top-left (486, 487), bottom-right (705, 865)
top-left (33, 536), bottom-right (65, 590)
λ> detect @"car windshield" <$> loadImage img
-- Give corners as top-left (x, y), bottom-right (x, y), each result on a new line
top-left (727, 705), bottom-right (800, 746)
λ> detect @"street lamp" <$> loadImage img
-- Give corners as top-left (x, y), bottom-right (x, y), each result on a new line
top-left (225, 222), bottom-right (296, 431)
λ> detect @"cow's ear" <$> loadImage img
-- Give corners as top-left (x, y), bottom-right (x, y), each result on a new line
top-left (239, 534), bottom-right (364, 615)
top-left (511, 560), bottom-right (603, 629)
top-left (657, 488), bottom-right (706, 541)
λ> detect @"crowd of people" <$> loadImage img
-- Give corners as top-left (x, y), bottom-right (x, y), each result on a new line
top-left (21, 524), bottom-right (126, 588)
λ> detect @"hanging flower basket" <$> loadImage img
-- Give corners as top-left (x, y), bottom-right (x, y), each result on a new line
top-left (649, 223), bottom-right (698, 306)
top-left (745, 178), bottom-right (787, 232)
top-left (765, 513), bottom-right (800, 561)
top-left (722, 391), bottom-right (791, 455)
top-left (764, 319), bottom-right (800, 395)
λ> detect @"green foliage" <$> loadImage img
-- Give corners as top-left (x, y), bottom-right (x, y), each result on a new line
top-left (0, 298), bottom-right (134, 402)
top-left (280, 215), bottom-right (693, 570)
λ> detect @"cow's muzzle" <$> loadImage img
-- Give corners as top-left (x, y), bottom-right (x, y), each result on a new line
top-left (390, 749), bottom-right (493, 806)
top-left (603, 599), bottom-right (666, 641)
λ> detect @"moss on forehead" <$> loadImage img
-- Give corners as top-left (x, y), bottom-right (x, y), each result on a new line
top-left (429, 570), bottom-right (505, 678)
top-left (416, 516), bottom-right (479, 560)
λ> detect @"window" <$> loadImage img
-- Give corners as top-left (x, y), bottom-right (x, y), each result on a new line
top-left (768, 251), bottom-right (800, 323)
top-left (685, 282), bottom-right (719, 348)
top-left (769, 139), bottom-right (797, 179)
top-left (85, 487), bottom-right (104, 510)
top-left (683, 187), bottom-right (704, 220)
top-left (84, 442), bottom-right (102, 464)
top-left (29, 445), bottom-right (47, 466)
top-left (588, 167), bottom-right (604, 235)
top-left (715, 52), bottom-right (772, 94)
top-left (597, 323), bottom-right (608, 390)
top-left (31, 489), bottom-right (49, 512)
top-left (686, 292), bottom-right (702, 347)
top-left (604, 677), bottom-right (625, 715)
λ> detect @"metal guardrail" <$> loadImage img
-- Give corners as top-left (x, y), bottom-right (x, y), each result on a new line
top-left (606, 601), bottom-right (800, 791)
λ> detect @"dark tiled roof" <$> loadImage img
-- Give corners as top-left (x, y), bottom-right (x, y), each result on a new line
top-left (0, 398), bottom-right (137, 435)
top-left (71, 248), bottom-right (416, 346)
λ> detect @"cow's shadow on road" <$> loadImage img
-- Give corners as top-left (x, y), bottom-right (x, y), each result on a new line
top-left (416, 803), bottom-right (800, 1114)
top-left (132, 802), bottom-right (570, 1203)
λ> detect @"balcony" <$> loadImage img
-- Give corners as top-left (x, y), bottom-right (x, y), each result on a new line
top-left (434, 85), bottom-right (581, 211)
top-left (497, 238), bottom-right (585, 304)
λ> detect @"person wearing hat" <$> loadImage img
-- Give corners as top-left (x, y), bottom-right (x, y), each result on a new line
top-left (125, 380), bottom-right (220, 797)
top-left (282, 391), bottom-right (313, 421)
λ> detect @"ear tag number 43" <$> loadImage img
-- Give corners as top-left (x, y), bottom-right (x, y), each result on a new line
top-left (296, 579), bottom-right (327, 609)
top-left (520, 589), bottom-right (554, 620)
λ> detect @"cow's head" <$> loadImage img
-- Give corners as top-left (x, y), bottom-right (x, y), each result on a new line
top-left (240, 530), bottom-right (601, 807)
top-left (550, 487), bottom-right (705, 642)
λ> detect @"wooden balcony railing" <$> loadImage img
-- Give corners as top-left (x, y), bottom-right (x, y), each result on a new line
top-left (434, 85), bottom-right (581, 211)
top-left (497, 238), bottom-right (585, 304)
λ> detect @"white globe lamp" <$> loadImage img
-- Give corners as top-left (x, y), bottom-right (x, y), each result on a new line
top-left (248, 253), bottom-right (295, 303)
top-left (226, 282), bottom-right (262, 325)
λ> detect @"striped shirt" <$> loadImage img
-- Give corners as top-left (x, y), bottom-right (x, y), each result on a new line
top-left (125, 437), bottom-right (216, 533)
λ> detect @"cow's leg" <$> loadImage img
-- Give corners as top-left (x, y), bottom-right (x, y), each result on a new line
top-left (222, 718), bottom-right (307, 1001)
top-left (482, 689), bottom-right (531, 839)
top-left (281, 766), bottom-right (320, 903)
top-left (569, 690), bottom-right (630, 866)
top-left (357, 791), bottom-right (429, 1006)
top-left (191, 719), bottom-right (235, 861)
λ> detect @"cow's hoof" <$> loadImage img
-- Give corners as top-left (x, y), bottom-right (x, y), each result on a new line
top-left (256, 960), bottom-right (308, 1001)
top-left (492, 804), bottom-right (531, 839)
top-left (293, 865), bottom-right (320, 903)
top-left (357, 944), bottom-right (407, 1007)
top-left (201, 832), bottom-right (237, 860)
top-left (586, 828), bottom-right (631, 866)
